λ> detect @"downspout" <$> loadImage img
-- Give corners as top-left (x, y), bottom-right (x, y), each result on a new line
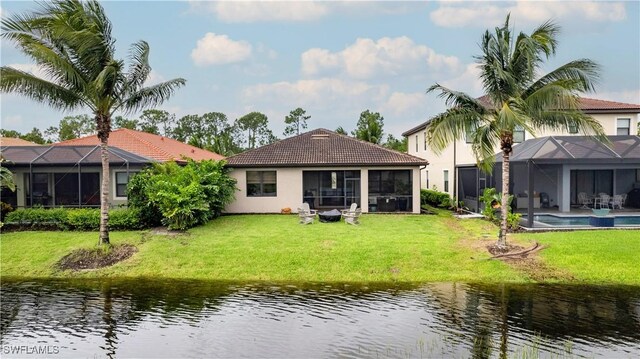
top-left (453, 140), bottom-right (458, 210)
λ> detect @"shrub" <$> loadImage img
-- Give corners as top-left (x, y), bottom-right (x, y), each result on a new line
top-left (420, 189), bottom-right (451, 208)
top-left (3, 207), bottom-right (142, 231)
top-left (1, 201), bottom-right (15, 223)
top-left (127, 160), bottom-right (237, 230)
top-left (507, 212), bottom-right (522, 230)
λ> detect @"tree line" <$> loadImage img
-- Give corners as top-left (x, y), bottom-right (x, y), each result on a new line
top-left (2, 107), bottom-right (407, 154)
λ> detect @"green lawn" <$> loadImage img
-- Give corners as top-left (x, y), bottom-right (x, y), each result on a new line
top-left (1, 213), bottom-right (638, 284)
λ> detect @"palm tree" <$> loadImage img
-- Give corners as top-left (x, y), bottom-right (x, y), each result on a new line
top-left (1, 0), bottom-right (186, 245)
top-left (426, 15), bottom-right (605, 248)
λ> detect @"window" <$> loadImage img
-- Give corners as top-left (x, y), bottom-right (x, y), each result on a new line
top-left (415, 135), bottom-right (418, 152)
top-left (425, 170), bottom-right (429, 189)
top-left (115, 172), bottom-right (138, 198)
top-left (443, 170), bottom-right (449, 192)
top-left (247, 171), bottom-right (277, 197)
top-left (423, 131), bottom-right (427, 150)
top-left (513, 125), bottom-right (525, 143)
top-left (568, 123), bottom-right (578, 134)
top-left (617, 118), bottom-right (631, 135)
top-left (465, 127), bottom-right (474, 143)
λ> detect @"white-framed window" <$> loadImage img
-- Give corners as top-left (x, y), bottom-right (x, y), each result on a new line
top-left (443, 170), bottom-right (449, 192)
top-left (423, 131), bottom-right (428, 150)
top-left (415, 135), bottom-right (418, 152)
top-left (617, 118), bottom-right (631, 135)
top-left (115, 172), bottom-right (138, 198)
top-left (425, 170), bottom-right (429, 189)
top-left (247, 171), bottom-right (277, 197)
top-left (513, 125), bottom-right (525, 143)
top-left (465, 127), bottom-right (474, 143)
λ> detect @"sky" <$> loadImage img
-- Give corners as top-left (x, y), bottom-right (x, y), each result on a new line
top-left (1, 0), bottom-right (639, 138)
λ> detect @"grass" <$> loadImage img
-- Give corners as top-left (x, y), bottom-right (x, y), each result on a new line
top-left (1, 212), bottom-right (638, 284)
top-left (513, 230), bottom-right (640, 285)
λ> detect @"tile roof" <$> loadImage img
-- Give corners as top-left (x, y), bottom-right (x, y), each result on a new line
top-left (226, 128), bottom-right (428, 167)
top-left (0, 145), bottom-right (151, 166)
top-left (0, 137), bottom-right (40, 146)
top-left (55, 128), bottom-right (224, 162)
top-left (403, 96), bottom-right (640, 136)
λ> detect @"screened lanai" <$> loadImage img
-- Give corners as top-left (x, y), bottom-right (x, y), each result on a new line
top-left (0, 145), bottom-right (152, 208)
top-left (456, 136), bottom-right (640, 225)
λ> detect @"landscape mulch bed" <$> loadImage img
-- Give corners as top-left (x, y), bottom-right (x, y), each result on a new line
top-left (57, 244), bottom-right (138, 271)
top-left (486, 242), bottom-right (575, 281)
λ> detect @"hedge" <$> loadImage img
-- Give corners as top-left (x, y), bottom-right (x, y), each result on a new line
top-left (4, 207), bottom-right (143, 231)
top-left (420, 189), bottom-right (452, 208)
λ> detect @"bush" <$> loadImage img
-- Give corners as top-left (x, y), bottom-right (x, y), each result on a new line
top-left (507, 212), bottom-right (522, 230)
top-left (1, 201), bottom-right (15, 223)
top-left (420, 189), bottom-right (451, 208)
top-left (4, 207), bottom-right (142, 231)
top-left (127, 160), bottom-right (237, 230)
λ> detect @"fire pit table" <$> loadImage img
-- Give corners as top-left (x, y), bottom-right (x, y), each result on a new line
top-left (318, 209), bottom-right (342, 223)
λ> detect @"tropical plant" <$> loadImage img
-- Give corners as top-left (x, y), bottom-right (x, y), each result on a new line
top-left (426, 15), bottom-right (605, 247)
top-left (1, 0), bottom-right (186, 244)
top-left (1, 159), bottom-right (16, 192)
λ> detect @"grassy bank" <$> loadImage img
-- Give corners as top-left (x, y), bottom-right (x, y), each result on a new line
top-left (1, 213), bottom-right (638, 284)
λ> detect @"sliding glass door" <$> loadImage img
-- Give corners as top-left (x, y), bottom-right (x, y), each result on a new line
top-left (302, 170), bottom-right (361, 210)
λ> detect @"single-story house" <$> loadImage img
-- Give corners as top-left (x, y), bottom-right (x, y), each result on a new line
top-left (1, 129), bottom-right (224, 209)
top-left (225, 128), bottom-right (428, 214)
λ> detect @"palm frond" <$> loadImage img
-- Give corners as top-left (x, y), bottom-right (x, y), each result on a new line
top-left (525, 59), bottom-right (601, 97)
top-left (118, 78), bottom-right (187, 114)
top-left (0, 66), bottom-right (87, 111)
top-left (126, 40), bottom-right (151, 92)
top-left (426, 108), bottom-right (485, 154)
top-left (427, 84), bottom-right (487, 112)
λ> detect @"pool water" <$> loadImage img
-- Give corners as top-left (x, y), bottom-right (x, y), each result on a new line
top-left (531, 214), bottom-right (640, 227)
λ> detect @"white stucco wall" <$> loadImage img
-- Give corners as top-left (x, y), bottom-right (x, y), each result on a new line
top-left (226, 166), bottom-right (422, 214)
top-left (407, 112), bottom-right (640, 196)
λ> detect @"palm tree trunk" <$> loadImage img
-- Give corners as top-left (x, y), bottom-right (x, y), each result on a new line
top-left (498, 150), bottom-right (510, 248)
top-left (99, 135), bottom-right (110, 245)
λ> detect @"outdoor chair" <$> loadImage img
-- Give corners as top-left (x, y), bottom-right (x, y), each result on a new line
top-left (577, 192), bottom-right (592, 209)
top-left (341, 203), bottom-right (358, 216)
top-left (598, 194), bottom-right (611, 209)
top-left (343, 208), bottom-right (362, 225)
top-left (620, 194), bottom-right (627, 209)
top-left (610, 195), bottom-right (624, 210)
top-left (298, 203), bottom-right (317, 225)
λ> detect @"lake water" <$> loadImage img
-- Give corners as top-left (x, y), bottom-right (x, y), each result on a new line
top-left (1, 279), bottom-right (639, 358)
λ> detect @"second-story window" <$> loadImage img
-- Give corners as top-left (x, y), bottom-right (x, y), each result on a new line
top-left (423, 131), bottom-right (427, 150)
top-left (415, 135), bottom-right (418, 152)
top-left (513, 125), bottom-right (525, 143)
top-left (617, 118), bottom-right (631, 135)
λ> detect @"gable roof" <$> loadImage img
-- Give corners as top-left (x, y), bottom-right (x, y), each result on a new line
top-left (55, 128), bottom-right (224, 163)
top-left (402, 96), bottom-right (640, 136)
top-left (1, 145), bottom-right (152, 166)
top-left (494, 135), bottom-right (640, 164)
top-left (226, 128), bottom-right (428, 167)
top-left (0, 137), bottom-right (40, 146)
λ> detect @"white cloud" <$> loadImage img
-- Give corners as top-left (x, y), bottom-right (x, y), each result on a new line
top-left (301, 36), bottom-right (461, 80)
top-left (381, 92), bottom-right (427, 116)
top-left (439, 63), bottom-right (483, 96)
top-left (243, 78), bottom-right (389, 107)
top-left (190, 1), bottom-right (329, 23)
top-left (144, 70), bottom-right (165, 86)
top-left (191, 33), bottom-right (252, 66)
top-left (6, 63), bottom-right (53, 81)
top-left (430, 1), bottom-right (627, 28)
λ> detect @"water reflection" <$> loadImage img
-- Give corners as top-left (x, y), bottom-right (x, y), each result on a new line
top-left (1, 279), bottom-right (639, 358)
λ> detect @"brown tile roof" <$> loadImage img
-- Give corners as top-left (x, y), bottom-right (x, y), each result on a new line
top-left (55, 128), bottom-right (224, 162)
top-left (0, 137), bottom-right (40, 146)
top-left (403, 96), bottom-right (640, 136)
top-left (226, 128), bottom-right (428, 167)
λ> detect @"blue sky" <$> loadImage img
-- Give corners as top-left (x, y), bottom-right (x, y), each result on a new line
top-left (1, 1), bottom-right (639, 138)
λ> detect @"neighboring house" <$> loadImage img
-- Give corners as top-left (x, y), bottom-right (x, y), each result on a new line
top-left (403, 97), bottom-right (640, 214)
top-left (225, 128), bottom-right (427, 214)
top-left (0, 145), bottom-right (151, 209)
top-left (55, 128), bottom-right (224, 163)
top-left (0, 137), bottom-right (40, 146)
top-left (1, 129), bottom-right (224, 209)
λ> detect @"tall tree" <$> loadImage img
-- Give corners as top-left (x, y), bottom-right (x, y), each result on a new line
top-left (1, 0), bottom-right (186, 245)
top-left (0, 129), bottom-right (22, 138)
top-left (236, 112), bottom-right (277, 149)
top-left (46, 114), bottom-right (94, 141)
top-left (173, 112), bottom-right (243, 155)
top-left (352, 110), bottom-right (384, 144)
top-left (138, 109), bottom-right (174, 136)
top-left (21, 127), bottom-right (48, 144)
top-left (384, 134), bottom-right (408, 152)
top-left (113, 115), bottom-right (139, 130)
top-left (283, 107), bottom-right (310, 137)
top-left (426, 15), bottom-right (604, 248)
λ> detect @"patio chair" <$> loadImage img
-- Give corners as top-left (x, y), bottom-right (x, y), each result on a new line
top-left (298, 203), bottom-right (317, 225)
top-left (610, 195), bottom-right (624, 210)
top-left (620, 194), bottom-right (627, 209)
top-left (599, 194), bottom-right (611, 209)
top-left (577, 192), bottom-right (592, 209)
top-left (341, 203), bottom-right (358, 216)
top-left (343, 208), bottom-right (362, 225)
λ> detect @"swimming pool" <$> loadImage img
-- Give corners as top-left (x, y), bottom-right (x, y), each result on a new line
top-left (528, 214), bottom-right (640, 228)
